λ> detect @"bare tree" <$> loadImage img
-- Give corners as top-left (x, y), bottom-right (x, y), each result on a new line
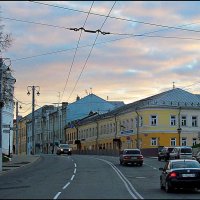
top-left (0, 24), bottom-right (12, 52)
top-left (0, 9), bottom-right (12, 52)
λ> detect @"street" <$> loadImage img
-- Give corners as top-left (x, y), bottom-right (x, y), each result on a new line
top-left (0, 155), bottom-right (200, 199)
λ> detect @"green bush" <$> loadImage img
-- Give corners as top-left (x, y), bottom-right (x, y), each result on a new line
top-left (192, 143), bottom-right (200, 148)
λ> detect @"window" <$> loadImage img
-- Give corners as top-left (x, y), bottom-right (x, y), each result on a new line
top-left (181, 137), bottom-right (187, 146)
top-left (171, 138), bottom-right (176, 146)
top-left (181, 116), bottom-right (187, 126)
top-left (151, 137), bottom-right (157, 146)
top-left (192, 116), bottom-right (198, 127)
top-left (150, 115), bottom-right (157, 126)
top-left (170, 115), bottom-right (176, 126)
top-left (193, 138), bottom-right (197, 146)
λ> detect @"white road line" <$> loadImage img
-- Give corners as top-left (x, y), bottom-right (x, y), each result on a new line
top-left (144, 163), bottom-right (158, 171)
top-left (74, 163), bottom-right (77, 168)
top-left (95, 158), bottom-right (143, 199)
top-left (53, 192), bottom-right (61, 199)
top-left (74, 168), bottom-right (76, 174)
top-left (63, 182), bottom-right (70, 190)
top-left (71, 174), bottom-right (75, 181)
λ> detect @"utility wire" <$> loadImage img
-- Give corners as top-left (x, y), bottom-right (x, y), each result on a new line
top-left (10, 19), bottom-right (200, 63)
top-left (30, 1), bottom-right (200, 34)
top-left (0, 17), bottom-right (110, 35)
top-left (67, 1), bottom-right (116, 102)
top-left (60, 1), bottom-right (94, 103)
top-left (0, 16), bottom-right (71, 30)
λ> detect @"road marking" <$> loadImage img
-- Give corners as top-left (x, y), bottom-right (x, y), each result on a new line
top-left (95, 158), bottom-right (144, 199)
top-left (74, 168), bottom-right (76, 174)
top-left (144, 163), bottom-right (158, 171)
top-left (135, 177), bottom-right (146, 179)
top-left (53, 192), bottom-right (61, 199)
top-left (63, 182), bottom-right (70, 190)
top-left (74, 163), bottom-right (77, 168)
top-left (71, 174), bottom-right (75, 181)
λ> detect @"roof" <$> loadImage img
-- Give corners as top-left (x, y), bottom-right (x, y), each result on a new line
top-left (66, 93), bottom-right (124, 123)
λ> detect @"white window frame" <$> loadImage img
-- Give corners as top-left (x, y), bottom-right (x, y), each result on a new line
top-left (193, 138), bottom-right (197, 146)
top-left (181, 137), bottom-right (187, 146)
top-left (181, 115), bottom-right (187, 126)
top-left (192, 116), bottom-right (198, 127)
top-left (170, 115), bottom-right (176, 126)
top-left (150, 115), bottom-right (157, 126)
top-left (151, 137), bottom-right (157, 146)
top-left (170, 138), bottom-right (176, 146)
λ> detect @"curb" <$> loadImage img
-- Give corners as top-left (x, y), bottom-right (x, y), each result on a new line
top-left (0, 155), bottom-right (41, 176)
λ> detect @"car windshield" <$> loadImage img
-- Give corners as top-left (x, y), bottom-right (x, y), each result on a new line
top-left (181, 148), bottom-right (192, 153)
top-left (124, 150), bottom-right (140, 154)
top-left (59, 144), bottom-right (69, 148)
top-left (171, 161), bottom-right (200, 169)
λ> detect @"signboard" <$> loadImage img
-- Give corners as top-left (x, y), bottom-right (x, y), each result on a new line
top-left (120, 129), bottom-right (134, 135)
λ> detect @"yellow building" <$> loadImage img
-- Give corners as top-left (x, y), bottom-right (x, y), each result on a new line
top-left (66, 88), bottom-right (200, 156)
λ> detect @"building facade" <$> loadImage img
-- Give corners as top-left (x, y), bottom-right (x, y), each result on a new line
top-left (65, 88), bottom-right (200, 156)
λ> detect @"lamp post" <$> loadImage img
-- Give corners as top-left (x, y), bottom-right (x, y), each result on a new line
top-left (27, 86), bottom-right (40, 155)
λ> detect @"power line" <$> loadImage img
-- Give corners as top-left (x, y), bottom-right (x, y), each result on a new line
top-left (0, 16), bottom-right (71, 30)
top-left (67, 1), bottom-right (116, 102)
top-left (30, 1), bottom-right (200, 34)
top-left (60, 1), bottom-right (94, 103)
top-left (0, 17), bottom-right (110, 35)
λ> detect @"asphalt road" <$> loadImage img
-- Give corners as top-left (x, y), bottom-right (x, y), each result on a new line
top-left (0, 154), bottom-right (200, 199)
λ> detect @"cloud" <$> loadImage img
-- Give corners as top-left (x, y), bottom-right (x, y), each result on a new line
top-left (2, 1), bottom-right (200, 116)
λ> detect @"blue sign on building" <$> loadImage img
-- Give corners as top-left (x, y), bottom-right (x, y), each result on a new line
top-left (120, 129), bottom-right (134, 135)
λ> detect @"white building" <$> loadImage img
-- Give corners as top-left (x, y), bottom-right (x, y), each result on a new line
top-left (1, 58), bottom-right (15, 156)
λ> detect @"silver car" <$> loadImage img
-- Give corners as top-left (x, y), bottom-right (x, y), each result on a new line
top-left (119, 148), bottom-right (143, 166)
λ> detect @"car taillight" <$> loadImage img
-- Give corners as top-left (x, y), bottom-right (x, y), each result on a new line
top-left (169, 172), bottom-right (177, 178)
top-left (137, 156), bottom-right (143, 159)
top-left (124, 156), bottom-right (131, 159)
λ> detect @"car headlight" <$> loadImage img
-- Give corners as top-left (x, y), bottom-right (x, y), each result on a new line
top-left (61, 148), bottom-right (63, 151)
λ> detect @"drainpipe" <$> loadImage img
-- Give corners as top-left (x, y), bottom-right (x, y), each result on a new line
top-left (95, 120), bottom-right (99, 151)
top-left (135, 108), bottom-right (140, 149)
top-left (177, 107), bottom-right (182, 146)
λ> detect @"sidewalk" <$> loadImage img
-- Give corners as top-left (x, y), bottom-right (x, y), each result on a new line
top-left (1, 154), bottom-right (41, 175)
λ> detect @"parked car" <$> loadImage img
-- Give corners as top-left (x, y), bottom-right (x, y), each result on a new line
top-left (56, 144), bottom-right (72, 155)
top-left (193, 151), bottom-right (200, 163)
top-left (169, 146), bottom-right (193, 160)
top-left (119, 148), bottom-right (143, 166)
top-left (158, 147), bottom-right (174, 161)
top-left (159, 159), bottom-right (200, 192)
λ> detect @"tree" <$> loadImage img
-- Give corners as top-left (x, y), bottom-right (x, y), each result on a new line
top-left (0, 9), bottom-right (12, 52)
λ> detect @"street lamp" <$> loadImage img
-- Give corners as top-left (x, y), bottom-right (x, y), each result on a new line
top-left (27, 86), bottom-right (40, 155)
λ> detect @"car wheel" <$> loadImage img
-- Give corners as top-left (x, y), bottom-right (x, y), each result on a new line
top-left (120, 160), bottom-right (122, 165)
top-left (158, 157), bottom-right (161, 161)
top-left (139, 163), bottom-right (143, 166)
top-left (165, 181), bottom-right (172, 193)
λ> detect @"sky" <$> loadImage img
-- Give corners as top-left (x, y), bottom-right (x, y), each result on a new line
top-left (1, 1), bottom-right (200, 117)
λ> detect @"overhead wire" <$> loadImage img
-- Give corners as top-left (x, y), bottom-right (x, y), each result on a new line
top-left (10, 19), bottom-right (200, 63)
top-left (30, 1), bottom-right (200, 34)
top-left (66, 1), bottom-right (116, 102)
top-left (59, 1), bottom-right (94, 103)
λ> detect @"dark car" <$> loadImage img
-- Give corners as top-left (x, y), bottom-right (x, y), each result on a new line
top-left (159, 159), bottom-right (200, 192)
top-left (119, 148), bottom-right (143, 166)
top-left (158, 147), bottom-right (174, 161)
top-left (56, 144), bottom-right (72, 155)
